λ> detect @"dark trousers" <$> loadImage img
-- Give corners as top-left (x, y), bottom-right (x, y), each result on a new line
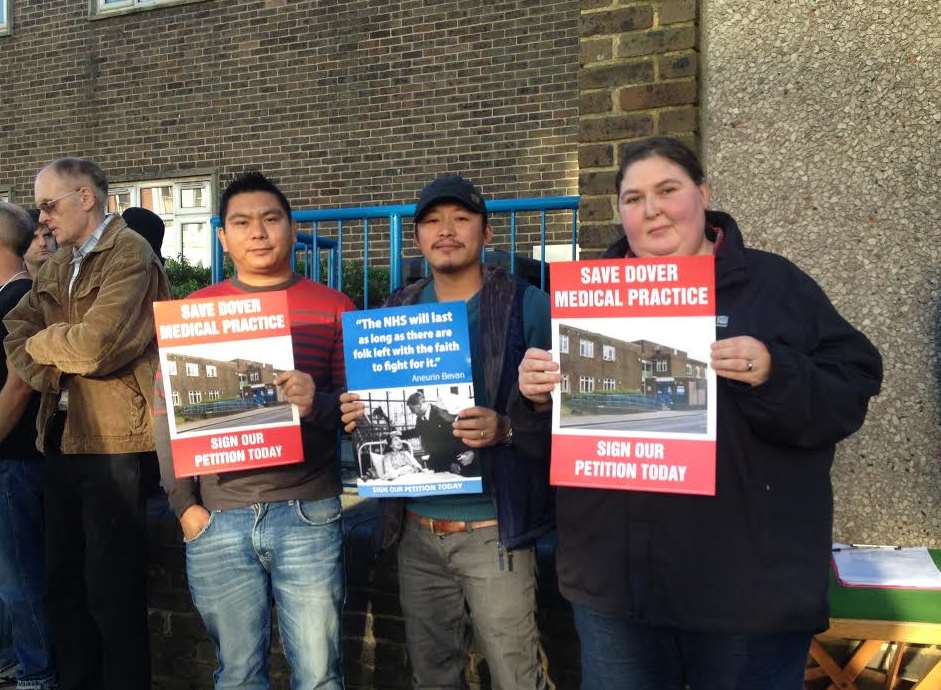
top-left (45, 450), bottom-right (151, 690)
top-left (573, 604), bottom-right (812, 690)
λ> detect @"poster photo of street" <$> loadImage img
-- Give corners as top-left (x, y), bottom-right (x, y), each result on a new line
top-left (161, 335), bottom-right (299, 438)
top-left (554, 316), bottom-right (716, 438)
top-left (351, 383), bottom-right (482, 497)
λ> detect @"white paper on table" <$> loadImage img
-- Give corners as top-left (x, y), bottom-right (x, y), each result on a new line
top-left (831, 543), bottom-right (941, 589)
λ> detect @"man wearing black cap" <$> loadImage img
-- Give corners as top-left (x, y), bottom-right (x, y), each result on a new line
top-left (341, 175), bottom-right (554, 689)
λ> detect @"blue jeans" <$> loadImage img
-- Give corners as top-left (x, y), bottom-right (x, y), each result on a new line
top-left (0, 461), bottom-right (56, 689)
top-left (573, 604), bottom-right (812, 690)
top-left (185, 498), bottom-right (345, 690)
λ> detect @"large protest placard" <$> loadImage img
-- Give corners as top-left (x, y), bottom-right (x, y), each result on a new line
top-left (154, 291), bottom-right (303, 478)
top-left (342, 302), bottom-right (482, 498)
top-left (550, 256), bottom-right (717, 495)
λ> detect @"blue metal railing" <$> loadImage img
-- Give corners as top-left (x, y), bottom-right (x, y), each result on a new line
top-left (211, 196), bottom-right (580, 302)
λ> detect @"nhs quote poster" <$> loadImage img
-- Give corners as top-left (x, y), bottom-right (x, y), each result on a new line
top-left (342, 302), bottom-right (482, 498)
top-left (154, 291), bottom-right (303, 478)
top-left (550, 256), bottom-right (717, 495)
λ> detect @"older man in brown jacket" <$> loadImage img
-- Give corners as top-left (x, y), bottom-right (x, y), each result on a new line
top-left (4, 158), bottom-right (169, 690)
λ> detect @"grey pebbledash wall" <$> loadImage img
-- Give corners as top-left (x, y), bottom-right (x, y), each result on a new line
top-left (701, 0), bottom-right (941, 545)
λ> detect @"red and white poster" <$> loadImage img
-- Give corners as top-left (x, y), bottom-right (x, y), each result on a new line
top-left (550, 256), bottom-right (717, 495)
top-left (154, 291), bottom-right (303, 478)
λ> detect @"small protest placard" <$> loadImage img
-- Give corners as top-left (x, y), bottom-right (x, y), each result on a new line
top-left (550, 256), bottom-right (717, 495)
top-left (154, 291), bottom-right (303, 478)
top-left (342, 302), bottom-right (482, 498)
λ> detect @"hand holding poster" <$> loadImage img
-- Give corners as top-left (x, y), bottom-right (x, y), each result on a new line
top-left (342, 302), bottom-right (482, 498)
top-left (550, 256), bottom-right (717, 495)
top-left (154, 291), bottom-right (304, 478)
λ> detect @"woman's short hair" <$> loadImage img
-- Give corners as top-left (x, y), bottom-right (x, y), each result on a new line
top-left (615, 137), bottom-right (705, 193)
top-left (0, 202), bottom-right (36, 258)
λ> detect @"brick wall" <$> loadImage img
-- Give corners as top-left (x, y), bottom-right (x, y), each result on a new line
top-left (577, 0), bottom-right (699, 254)
top-left (0, 0), bottom-right (579, 261)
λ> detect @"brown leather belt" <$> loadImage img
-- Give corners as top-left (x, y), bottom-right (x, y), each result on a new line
top-left (406, 510), bottom-right (498, 536)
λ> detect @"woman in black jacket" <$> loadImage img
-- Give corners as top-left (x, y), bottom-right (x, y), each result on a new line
top-left (516, 137), bottom-right (883, 690)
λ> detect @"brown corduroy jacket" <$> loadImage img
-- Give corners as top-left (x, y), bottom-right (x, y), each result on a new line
top-left (4, 215), bottom-right (170, 454)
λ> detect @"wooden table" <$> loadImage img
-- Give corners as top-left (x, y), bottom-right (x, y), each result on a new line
top-left (805, 550), bottom-right (941, 690)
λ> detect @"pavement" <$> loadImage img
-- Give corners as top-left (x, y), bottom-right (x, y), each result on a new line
top-left (177, 404), bottom-right (295, 433)
top-left (560, 409), bottom-right (707, 434)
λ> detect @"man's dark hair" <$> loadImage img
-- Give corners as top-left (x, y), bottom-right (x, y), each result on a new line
top-left (219, 171), bottom-right (292, 224)
top-left (406, 391), bottom-right (425, 407)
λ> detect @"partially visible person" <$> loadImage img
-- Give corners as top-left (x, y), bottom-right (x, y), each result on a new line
top-left (377, 432), bottom-right (428, 480)
top-left (517, 137), bottom-right (883, 690)
top-left (341, 174), bottom-right (554, 690)
top-left (0, 202), bottom-right (57, 690)
top-left (23, 214), bottom-right (55, 277)
top-left (121, 207), bottom-right (166, 497)
top-left (122, 207), bottom-right (164, 263)
top-left (4, 158), bottom-right (168, 690)
top-left (401, 391), bottom-right (474, 474)
top-left (155, 172), bottom-right (352, 690)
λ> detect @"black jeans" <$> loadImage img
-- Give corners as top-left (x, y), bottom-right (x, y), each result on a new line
top-left (44, 447), bottom-right (151, 690)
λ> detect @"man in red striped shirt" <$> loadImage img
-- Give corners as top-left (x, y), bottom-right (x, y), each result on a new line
top-left (155, 172), bottom-right (352, 690)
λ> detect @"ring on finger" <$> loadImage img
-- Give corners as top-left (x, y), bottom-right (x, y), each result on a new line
top-left (480, 430), bottom-right (485, 439)
top-left (746, 360), bottom-right (754, 372)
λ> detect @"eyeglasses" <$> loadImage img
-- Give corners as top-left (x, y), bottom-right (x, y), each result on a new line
top-left (37, 189), bottom-right (82, 216)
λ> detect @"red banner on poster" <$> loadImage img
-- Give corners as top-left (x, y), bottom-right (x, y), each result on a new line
top-left (550, 435), bottom-right (715, 495)
top-left (154, 290), bottom-right (303, 478)
top-left (550, 255), bottom-right (716, 495)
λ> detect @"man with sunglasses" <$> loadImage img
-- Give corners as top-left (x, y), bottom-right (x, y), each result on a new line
top-left (4, 158), bottom-right (169, 690)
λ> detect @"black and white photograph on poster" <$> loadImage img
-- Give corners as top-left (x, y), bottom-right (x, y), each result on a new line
top-left (160, 335), bottom-right (300, 438)
top-left (352, 382), bottom-right (483, 498)
top-left (554, 316), bottom-right (716, 437)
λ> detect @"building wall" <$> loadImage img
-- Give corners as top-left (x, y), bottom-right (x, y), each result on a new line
top-left (560, 324), bottom-right (644, 391)
top-left (167, 353), bottom-right (243, 403)
top-left (0, 0), bottom-right (580, 262)
top-left (701, 0), bottom-right (941, 544)
top-left (577, 0), bottom-right (699, 254)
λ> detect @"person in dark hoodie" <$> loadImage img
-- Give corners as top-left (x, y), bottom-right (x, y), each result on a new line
top-left (340, 175), bottom-right (554, 689)
top-left (516, 137), bottom-right (883, 690)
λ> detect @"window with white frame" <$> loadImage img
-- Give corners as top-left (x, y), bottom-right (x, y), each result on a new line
top-left (561, 375), bottom-right (570, 393)
top-left (188, 390), bottom-right (203, 405)
top-left (603, 378), bottom-right (617, 391)
top-left (208, 390), bottom-right (221, 401)
top-left (0, 188), bottom-right (9, 202)
top-left (206, 365), bottom-right (217, 378)
top-left (579, 339), bottom-right (594, 358)
top-left (603, 345), bottom-right (616, 362)
top-left (579, 376), bottom-right (594, 393)
top-left (686, 363), bottom-right (692, 376)
top-left (656, 359), bottom-right (668, 373)
top-left (166, 360), bottom-right (177, 376)
top-left (95, 0), bottom-right (204, 15)
top-left (185, 362), bottom-right (199, 377)
top-left (170, 391), bottom-right (181, 407)
top-left (107, 176), bottom-right (212, 266)
top-left (641, 359), bottom-right (652, 377)
top-left (250, 371), bottom-right (260, 383)
top-left (0, 2), bottom-right (8, 34)
top-left (559, 334), bottom-right (569, 354)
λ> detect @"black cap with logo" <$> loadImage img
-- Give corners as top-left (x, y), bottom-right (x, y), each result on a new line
top-left (414, 174), bottom-right (488, 226)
